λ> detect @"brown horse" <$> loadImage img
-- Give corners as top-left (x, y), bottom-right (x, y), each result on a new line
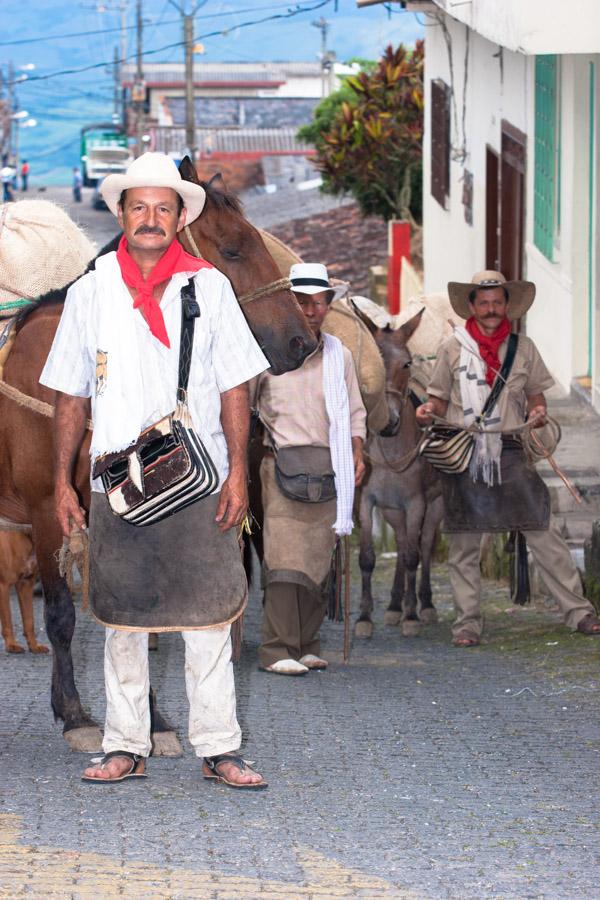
top-left (0, 165), bottom-right (316, 753)
top-left (354, 309), bottom-right (444, 639)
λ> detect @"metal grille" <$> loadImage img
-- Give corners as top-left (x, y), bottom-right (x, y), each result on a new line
top-left (431, 79), bottom-right (451, 209)
top-left (534, 55), bottom-right (558, 260)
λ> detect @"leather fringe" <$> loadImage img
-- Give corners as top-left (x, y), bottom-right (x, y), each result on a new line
top-left (506, 529), bottom-right (531, 606)
top-left (231, 613), bottom-right (244, 663)
top-left (57, 527), bottom-right (90, 609)
top-left (327, 540), bottom-right (344, 622)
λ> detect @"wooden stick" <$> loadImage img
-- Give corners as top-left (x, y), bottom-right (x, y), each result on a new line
top-left (343, 535), bottom-right (351, 663)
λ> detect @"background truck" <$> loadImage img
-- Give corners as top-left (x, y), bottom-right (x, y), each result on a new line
top-left (80, 124), bottom-right (132, 187)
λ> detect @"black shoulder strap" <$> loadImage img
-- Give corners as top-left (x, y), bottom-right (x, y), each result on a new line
top-left (177, 278), bottom-right (200, 403)
top-left (481, 333), bottom-right (519, 417)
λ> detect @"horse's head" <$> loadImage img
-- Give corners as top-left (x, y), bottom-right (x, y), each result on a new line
top-left (352, 304), bottom-right (425, 433)
top-left (178, 158), bottom-right (317, 375)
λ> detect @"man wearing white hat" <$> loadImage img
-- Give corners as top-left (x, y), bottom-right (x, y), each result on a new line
top-left (416, 270), bottom-right (600, 646)
top-left (40, 152), bottom-right (269, 787)
top-left (254, 263), bottom-right (367, 675)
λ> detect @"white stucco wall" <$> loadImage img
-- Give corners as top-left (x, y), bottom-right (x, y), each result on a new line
top-left (423, 18), bottom-right (528, 293)
top-left (432, 0), bottom-right (600, 55)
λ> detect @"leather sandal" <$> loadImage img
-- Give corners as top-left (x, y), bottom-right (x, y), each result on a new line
top-left (452, 630), bottom-right (480, 647)
top-left (81, 750), bottom-right (147, 784)
top-left (203, 753), bottom-right (267, 790)
top-left (576, 613), bottom-right (600, 635)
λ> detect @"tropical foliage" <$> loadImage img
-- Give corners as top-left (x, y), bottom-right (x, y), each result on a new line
top-left (298, 42), bottom-right (424, 223)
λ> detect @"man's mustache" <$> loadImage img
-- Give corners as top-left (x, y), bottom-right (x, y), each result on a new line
top-left (135, 225), bottom-right (166, 235)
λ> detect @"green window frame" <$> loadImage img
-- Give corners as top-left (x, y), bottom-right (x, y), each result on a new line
top-left (534, 55), bottom-right (560, 261)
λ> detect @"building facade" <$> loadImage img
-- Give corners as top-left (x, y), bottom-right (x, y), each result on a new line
top-left (422, 0), bottom-right (600, 402)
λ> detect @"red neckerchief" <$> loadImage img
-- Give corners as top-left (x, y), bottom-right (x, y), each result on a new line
top-left (116, 235), bottom-right (212, 348)
top-left (465, 316), bottom-right (511, 386)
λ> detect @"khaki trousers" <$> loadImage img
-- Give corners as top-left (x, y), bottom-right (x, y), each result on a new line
top-left (259, 581), bottom-right (328, 668)
top-left (102, 625), bottom-right (241, 759)
top-left (448, 518), bottom-right (595, 638)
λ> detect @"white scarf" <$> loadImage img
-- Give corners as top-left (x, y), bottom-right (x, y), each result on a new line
top-left (453, 327), bottom-right (503, 486)
top-left (322, 333), bottom-right (355, 536)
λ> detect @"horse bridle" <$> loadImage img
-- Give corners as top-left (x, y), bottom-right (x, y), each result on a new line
top-left (378, 386), bottom-right (408, 438)
top-left (183, 225), bottom-right (293, 306)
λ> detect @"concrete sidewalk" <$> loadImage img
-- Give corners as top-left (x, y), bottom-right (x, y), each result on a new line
top-left (542, 387), bottom-right (600, 549)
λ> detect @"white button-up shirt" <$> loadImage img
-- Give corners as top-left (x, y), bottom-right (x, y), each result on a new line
top-left (40, 251), bottom-right (269, 492)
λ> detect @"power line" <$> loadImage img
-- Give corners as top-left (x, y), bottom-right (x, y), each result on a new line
top-left (0, 1), bottom-right (318, 47)
top-left (6, 0), bottom-right (334, 87)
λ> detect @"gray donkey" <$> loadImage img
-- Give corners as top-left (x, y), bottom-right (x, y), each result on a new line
top-left (354, 307), bottom-right (444, 638)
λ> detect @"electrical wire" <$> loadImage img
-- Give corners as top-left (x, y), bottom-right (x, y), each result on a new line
top-left (6, 0), bottom-right (334, 87)
top-left (0, 1), bottom-right (320, 47)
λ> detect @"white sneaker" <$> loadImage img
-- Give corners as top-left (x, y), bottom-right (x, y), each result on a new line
top-left (261, 658), bottom-right (309, 676)
top-left (299, 654), bottom-right (328, 670)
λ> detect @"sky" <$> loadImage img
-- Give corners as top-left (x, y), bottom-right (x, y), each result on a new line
top-left (2, 0), bottom-right (424, 183)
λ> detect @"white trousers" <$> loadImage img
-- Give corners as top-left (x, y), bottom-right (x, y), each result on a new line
top-left (102, 625), bottom-right (242, 759)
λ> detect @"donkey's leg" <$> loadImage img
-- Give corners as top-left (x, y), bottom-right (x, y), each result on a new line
top-left (419, 494), bottom-right (444, 625)
top-left (355, 491), bottom-right (376, 638)
top-left (32, 505), bottom-right (102, 751)
top-left (400, 498), bottom-right (427, 636)
top-left (382, 508), bottom-right (407, 627)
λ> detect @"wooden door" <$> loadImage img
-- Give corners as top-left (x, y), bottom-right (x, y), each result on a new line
top-left (485, 146), bottom-right (499, 270)
top-left (500, 121), bottom-right (526, 281)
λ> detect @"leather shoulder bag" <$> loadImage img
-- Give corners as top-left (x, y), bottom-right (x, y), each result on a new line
top-left (93, 279), bottom-right (219, 525)
top-left (419, 333), bottom-right (518, 475)
top-left (274, 445), bottom-right (337, 503)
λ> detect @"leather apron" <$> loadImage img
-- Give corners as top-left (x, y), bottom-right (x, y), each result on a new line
top-left (89, 491), bottom-right (247, 631)
top-left (440, 442), bottom-right (550, 533)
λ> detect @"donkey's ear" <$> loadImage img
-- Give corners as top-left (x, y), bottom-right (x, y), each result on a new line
top-left (397, 307), bottom-right (425, 342)
top-left (179, 156), bottom-right (200, 184)
top-left (349, 298), bottom-right (380, 337)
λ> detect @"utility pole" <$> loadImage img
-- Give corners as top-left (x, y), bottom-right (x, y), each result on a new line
top-left (312, 17), bottom-right (330, 98)
top-left (7, 62), bottom-right (14, 163)
top-left (113, 46), bottom-right (120, 121)
top-left (168, 1), bottom-right (208, 161)
top-left (184, 12), bottom-right (194, 155)
top-left (134, 0), bottom-right (144, 155)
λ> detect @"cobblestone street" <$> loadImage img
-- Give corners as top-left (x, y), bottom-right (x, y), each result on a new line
top-left (2, 187), bottom-right (599, 898)
top-left (1, 552), bottom-right (599, 899)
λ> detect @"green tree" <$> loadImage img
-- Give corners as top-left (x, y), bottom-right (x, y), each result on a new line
top-left (299, 42), bottom-right (424, 223)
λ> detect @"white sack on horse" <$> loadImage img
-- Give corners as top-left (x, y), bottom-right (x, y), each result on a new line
top-left (0, 200), bottom-right (96, 308)
top-left (260, 229), bottom-right (389, 433)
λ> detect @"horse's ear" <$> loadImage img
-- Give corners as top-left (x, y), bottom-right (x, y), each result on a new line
top-left (179, 156), bottom-right (200, 185)
top-left (349, 298), bottom-right (380, 337)
top-left (208, 172), bottom-right (225, 188)
top-left (397, 307), bottom-right (425, 343)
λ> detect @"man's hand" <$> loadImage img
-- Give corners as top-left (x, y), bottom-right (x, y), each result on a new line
top-left (55, 481), bottom-right (87, 538)
top-left (527, 404), bottom-right (547, 428)
top-left (352, 437), bottom-right (366, 487)
top-left (415, 402), bottom-right (435, 426)
top-left (215, 469), bottom-right (248, 532)
top-left (415, 396), bottom-right (448, 427)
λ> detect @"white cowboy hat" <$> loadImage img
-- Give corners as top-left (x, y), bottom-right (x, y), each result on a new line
top-left (100, 152), bottom-right (206, 225)
top-left (447, 270), bottom-right (536, 321)
top-left (289, 262), bottom-right (348, 303)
